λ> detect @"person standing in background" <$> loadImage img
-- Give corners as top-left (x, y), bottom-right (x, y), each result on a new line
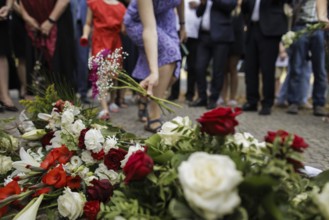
top-left (81, 0), bottom-right (126, 120)
top-left (241, 0), bottom-right (288, 115)
top-left (71, 0), bottom-right (90, 104)
top-left (124, 0), bottom-right (186, 133)
top-left (183, 0), bottom-right (201, 103)
top-left (0, 0), bottom-right (18, 112)
top-left (189, 0), bottom-right (237, 109)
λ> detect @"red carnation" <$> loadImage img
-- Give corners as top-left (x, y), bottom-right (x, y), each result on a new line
top-left (123, 150), bottom-right (153, 184)
top-left (40, 145), bottom-right (74, 169)
top-left (0, 181), bottom-right (21, 217)
top-left (91, 149), bottom-right (105, 160)
top-left (197, 107), bottom-right (242, 136)
top-left (83, 201), bottom-right (100, 220)
top-left (42, 165), bottom-right (67, 188)
top-left (87, 179), bottom-right (113, 202)
top-left (265, 130), bottom-right (308, 152)
top-left (32, 187), bottom-right (52, 197)
top-left (41, 131), bottom-right (55, 148)
top-left (104, 148), bottom-right (127, 171)
top-left (80, 37), bottom-right (89, 47)
top-left (78, 128), bottom-right (90, 149)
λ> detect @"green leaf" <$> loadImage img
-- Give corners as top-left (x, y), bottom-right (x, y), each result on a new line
top-left (168, 199), bottom-right (194, 219)
top-left (312, 170), bottom-right (329, 188)
top-left (240, 175), bottom-right (279, 195)
top-left (153, 150), bottom-right (175, 164)
top-left (262, 192), bottom-right (284, 220)
top-left (145, 134), bottom-right (161, 147)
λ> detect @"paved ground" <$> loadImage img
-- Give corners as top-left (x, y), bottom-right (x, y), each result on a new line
top-left (2, 91), bottom-right (329, 170)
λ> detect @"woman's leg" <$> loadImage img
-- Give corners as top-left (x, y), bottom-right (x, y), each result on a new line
top-left (147, 63), bottom-right (176, 130)
top-left (0, 56), bottom-right (15, 106)
top-left (17, 58), bottom-right (27, 98)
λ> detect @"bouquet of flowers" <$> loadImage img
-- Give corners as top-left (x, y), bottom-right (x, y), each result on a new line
top-left (1, 89), bottom-right (329, 219)
top-left (281, 22), bottom-right (326, 48)
top-left (88, 48), bottom-right (180, 113)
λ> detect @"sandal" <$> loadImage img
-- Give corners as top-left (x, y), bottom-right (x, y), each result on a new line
top-left (144, 118), bottom-right (163, 133)
top-left (137, 99), bottom-right (148, 122)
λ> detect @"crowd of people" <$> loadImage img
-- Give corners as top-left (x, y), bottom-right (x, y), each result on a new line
top-left (0, 0), bottom-right (328, 132)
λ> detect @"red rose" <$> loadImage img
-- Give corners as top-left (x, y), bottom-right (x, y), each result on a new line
top-left (54, 99), bottom-right (65, 112)
top-left (41, 131), bottom-right (55, 148)
top-left (66, 176), bottom-right (81, 189)
top-left (0, 181), bottom-right (21, 217)
top-left (78, 128), bottom-right (90, 149)
top-left (265, 130), bottom-right (308, 152)
top-left (80, 37), bottom-right (89, 47)
top-left (83, 201), bottom-right (100, 220)
top-left (104, 148), bottom-right (127, 171)
top-left (87, 179), bottom-right (113, 202)
top-left (40, 145), bottom-right (74, 169)
top-left (42, 165), bottom-right (67, 188)
top-left (123, 150), bottom-right (153, 184)
top-left (197, 107), bottom-right (242, 136)
top-left (91, 149), bottom-right (105, 160)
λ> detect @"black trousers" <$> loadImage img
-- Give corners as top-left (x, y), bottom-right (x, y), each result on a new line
top-left (185, 37), bottom-right (199, 100)
top-left (244, 23), bottom-right (281, 107)
top-left (195, 32), bottom-right (230, 102)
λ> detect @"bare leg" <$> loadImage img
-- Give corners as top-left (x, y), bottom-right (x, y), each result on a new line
top-left (99, 97), bottom-right (110, 120)
top-left (0, 56), bottom-right (15, 106)
top-left (147, 63), bottom-right (175, 130)
top-left (17, 58), bottom-right (27, 97)
top-left (228, 56), bottom-right (239, 101)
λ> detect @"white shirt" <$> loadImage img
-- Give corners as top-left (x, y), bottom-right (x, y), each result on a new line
top-left (201, 1), bottom-right (212, 31)
top-left (251, 0), bottom-right (261, 21)
top-left (185, 0), bottom-right (202, 38)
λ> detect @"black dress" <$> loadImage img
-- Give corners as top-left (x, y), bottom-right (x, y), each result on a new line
top-left (0, 0), bottom-right (10, 56)
top-left (229, 13), bottom-right (245, 57)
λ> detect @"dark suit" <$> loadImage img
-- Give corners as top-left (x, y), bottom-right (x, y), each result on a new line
top-left (242, 0), bottom-right (288, 108)
top-left (194, 0), bottom-right (237, 106)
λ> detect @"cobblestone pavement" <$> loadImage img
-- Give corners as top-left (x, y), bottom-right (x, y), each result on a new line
top-left (2, 94), bottom-right (329, 170)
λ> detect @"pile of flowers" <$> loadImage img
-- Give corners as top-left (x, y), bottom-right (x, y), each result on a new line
top-left (1, 95), bottom-right (329, 219)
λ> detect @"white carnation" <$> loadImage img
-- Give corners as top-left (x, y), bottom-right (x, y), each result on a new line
top-left (104, 136), bottom-right (118, 154)
top-left (84, 129), bottom-right (104, 153)
top-left (178, 152), bottom-right (243, 220)
top-left (58, 188), bottom-right (86, 220)
top-left (71, 120), bottom-right (86, 136)
top-left (47, 131), bottom-right (62, 151)
top-left (61, 110), bottom-right (75, 126)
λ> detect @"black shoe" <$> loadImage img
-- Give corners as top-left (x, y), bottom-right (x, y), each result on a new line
top-left (259, 106), bottom-right (271, 115)
top-left (313, 106), bottom-right (327, 117)
top-left (0, 103), bottom-right (4, 113)
top-left (0, 102), bottom-right (19, 112)
top-left (206, 100), bottom-right (217, 110)
top-left (242, 102), bottom-right (257, 111)
top-left (185, 95), bottom-right (193, 102)
top-left (189, 98), bottom-right (207, 107)
top-left (167, 95), bottom-right (178, 101)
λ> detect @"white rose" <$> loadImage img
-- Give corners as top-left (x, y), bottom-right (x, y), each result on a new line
top-left (313, 183), bottom-right (329, 219)
top-left (178, 152), bottom-right (243, 220)
top-left (0, 155), bottom-right (13, 174)
top-left (104, 136), bottom-right (118, 154)
top-left (120, 144), bottom-right (144, 168)
top-left (57, 188), bottom-right (86, 220)
top-left (61, 110), bottom-right (75, 126)
top-left (233, 132), bottom-right (265, 153)
top-left (84, 129), bottom-right (104, 153)
top-left (158, 116), bottom-right (192, 145)
top-left (71, 120), bottom-right (86, 136)
top-left (81, 150), bottom-right (96, 165)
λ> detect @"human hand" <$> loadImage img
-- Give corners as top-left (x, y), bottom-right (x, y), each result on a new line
top-left (40, 20), bottom-right (54, 36)
top-left (140, 73), bottom-right (159, 96)
top-left (319, 19), bottom-right (329, 30)
top-left (189, 1), bottom-right (199, 9)
top-left (179, 27), bottom-right (187, 43)
top-left (0, 6), bottom-right (10, 20)
top-left (24, 15), bottom-right (40, 32)
top-left (200, 0), bottom-right (207, 5)
top-left (279, 51), bottom-right (287, 60)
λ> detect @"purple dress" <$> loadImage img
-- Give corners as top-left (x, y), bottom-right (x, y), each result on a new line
top-left (123, 0), bottom-right (181, 80)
